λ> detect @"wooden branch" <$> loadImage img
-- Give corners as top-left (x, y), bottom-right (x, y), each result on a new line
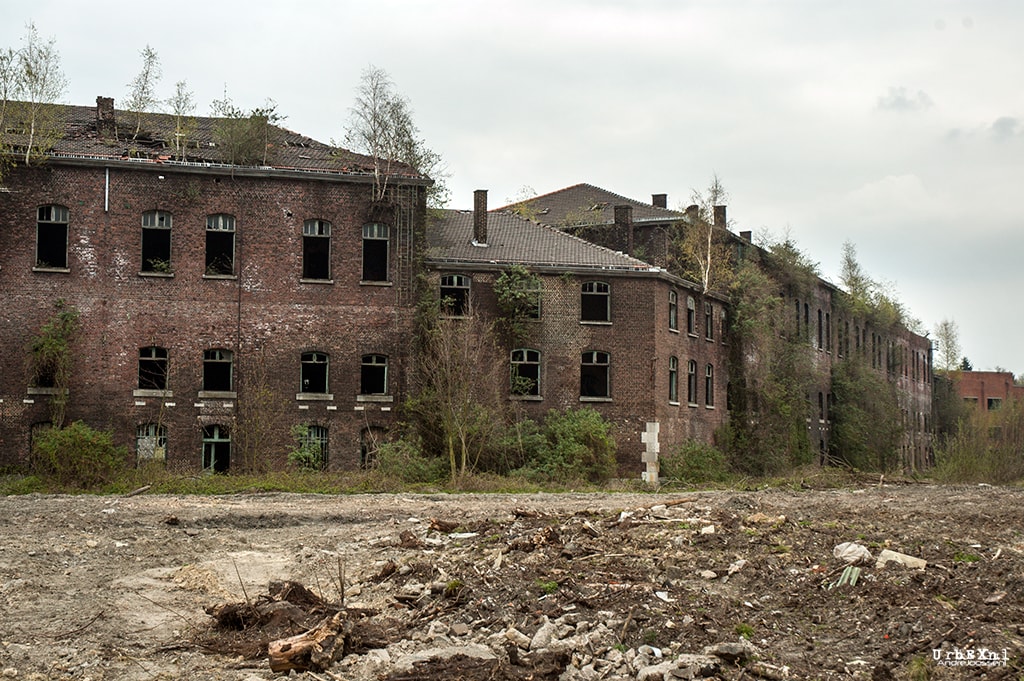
top-left (267, 611), bottom-right (350, 673)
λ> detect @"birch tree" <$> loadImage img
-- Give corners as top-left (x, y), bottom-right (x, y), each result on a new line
top-left (16, 22), bottom-right (66, 164)
top-left (933, 318), bottom-right (961, 374)
top-left (124, 45), bottom-right (161, 140)
top-left (671, 174), bottom-right (734, 293)
top-left (165, 80), bottom-right (196, 161)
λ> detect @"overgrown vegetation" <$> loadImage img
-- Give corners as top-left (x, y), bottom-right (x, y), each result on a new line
top-left (30, 421), bottom-right (128, 489)
top-left (659, 440), bottom-right (732, 484)
top-left (494, 264), bottom-right (542, 344)
top-left (933, 398), bottom-right (1024, 483)
top-left (829, 357), bottom-right (901, 471)
top-left (210, 90), bottom-right (284, 166)
top-left (28, 300), bottom-right (80, 427)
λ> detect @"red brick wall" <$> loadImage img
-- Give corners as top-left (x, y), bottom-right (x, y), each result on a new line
top-left (0, 163), bottom-right (425, 471)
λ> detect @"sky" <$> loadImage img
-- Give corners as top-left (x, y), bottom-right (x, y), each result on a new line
top-left (3, 1), bottom-right (1022, 374)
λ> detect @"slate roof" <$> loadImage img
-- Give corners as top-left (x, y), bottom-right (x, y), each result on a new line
top-left (498, 183), bottom-right (688, 227)
top-left (427, 209), bottom-right (657, 272)
top-left (1, 98), bottom-right (426, 181)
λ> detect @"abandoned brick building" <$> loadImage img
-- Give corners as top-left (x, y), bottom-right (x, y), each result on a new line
top-left (0, 97), bottom-right (933, 475)
top-left (957, 371), bottom-right (1024, 412)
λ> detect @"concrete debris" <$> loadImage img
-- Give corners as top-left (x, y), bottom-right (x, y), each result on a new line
top-left (876, 549), bottom-right (926, 570)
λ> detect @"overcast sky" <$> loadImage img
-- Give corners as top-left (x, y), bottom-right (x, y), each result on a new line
top-left (4, 1), bottom-right (1022, 374)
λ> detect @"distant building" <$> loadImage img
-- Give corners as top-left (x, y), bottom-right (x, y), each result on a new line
top-left (956, 371), bottom-right (1024, 411)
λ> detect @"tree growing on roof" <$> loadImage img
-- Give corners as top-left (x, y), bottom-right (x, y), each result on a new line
top-left (933, 318), bottom-right (961, 375)
top-left (210, 90), bottom-right (284, 167)
top-left (668, 174), bottom-right (735, 293)
top-left (343, 65), bottom-right (449, 208)
top-left (165, 80), bottom-right (196, 162)
top-left (123, 45), bottom-right (161, 141)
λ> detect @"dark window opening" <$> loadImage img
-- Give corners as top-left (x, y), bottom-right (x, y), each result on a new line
top-left (202, 424), bottom-right (230, 473)
top-left (687, 297), bottom-right (696, 334)
top-left (580, 351), bottom-right (610, 398)
top-left (36, 205), bottom-right (69, 269)
top-left (141, 210), bottom-right (172, 272)
top-left (668, 291), bottom-right (678, 331)
top-left (669, 356), bottom-right (679, 403)
top-left (362, 223), bottom-right (389, 281)
top-left (302, 219), bottom-right (331, 280)
top-left (705, 364), bottom-right (714, 407)
top-left (440, 274), bottom-right (471, 316)
top-left (301, 351), bottom-right (329, 394)
top-left (139, 346), bottom-right (169, 390)
top-left (301, 425), bottom-right (329, 470)
top-left (511, 348), bottom-right (541, 396)
top-left (705, 302), bottom-right (714, 340)
top-left (817, 309), bottom-right (823, 349)
top-left (203, 349), bottom-right (233, 392)
top-left (360, 426), bottom-right (386, 468)
top-left (205, 214), bottom-right (235, 275)
top-left (360, 354), bottom-right (388, 395)
top-left (687, 360), bottom-right (698, 404)
top-left (581, 282), bottom-right (610, 322)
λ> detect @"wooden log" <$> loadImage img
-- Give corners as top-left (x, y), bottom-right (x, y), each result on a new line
top-left (267, 611), bottom-right (350, 673)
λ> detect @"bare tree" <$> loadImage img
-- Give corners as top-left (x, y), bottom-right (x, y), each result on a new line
top-left (123, 45), bottom-right (161, 140)
top-left (671, 174), bottom-right (734, 293)
top-left (343, 65), bottom-right (448, 207)
top-left (15, 22), bottom-right (66, 164)
top-left (210, 89), bottom-right (284, 166)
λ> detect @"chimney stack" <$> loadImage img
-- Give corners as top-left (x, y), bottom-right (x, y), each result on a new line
top-left (473, 189), bottom-right (488, 245)
top-left (96, 96), bottom-right (116, 137)
top-left (651, 193), bottom-right (667, 209)
top-left (614, 204), bottom-right (634, 256)
top-left (740, 230), bottom-right (752, 242)
top-left (713, 205), bottom-right (727, 228)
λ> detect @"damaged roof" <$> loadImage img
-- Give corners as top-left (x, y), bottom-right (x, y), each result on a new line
top-left (427, 208), bottom-right (658, 272)
top-left (497, 183), bottom-right (687, 227)
top-left (0, 97), bottom-right (428, 182)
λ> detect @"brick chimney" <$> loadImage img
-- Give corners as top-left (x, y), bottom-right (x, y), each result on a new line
top-left (614, 204), bottom-right (634, 256)
top-left (473, 189), bottom-right (488, 245)
top-left (740, 230), bottom-right (752, 242)
top-left (713, 205), bottom-right (727, 228)
top-left (651, 193), bottom-right (667, 209)
top-left (96, 96), bottom-right (116, 137)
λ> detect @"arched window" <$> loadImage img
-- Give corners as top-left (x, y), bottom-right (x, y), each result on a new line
top-left (668, 291), bottom-right (678, 331)
top-left (687, 360), bottom-right (698, 404)
top-left (668, 356), bottom-right (679, 403)
top-left (300, 352), bottom-right (329, 394)
top-left (705, 364), bottom-right (715, 407)
top-left (440, 274), bottom-right (471, 316)
top-left (686, 296), bottom-right (696, 334)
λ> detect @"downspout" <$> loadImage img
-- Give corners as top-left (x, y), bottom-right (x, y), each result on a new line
top-left (104, 167), bottom-right (109, 212)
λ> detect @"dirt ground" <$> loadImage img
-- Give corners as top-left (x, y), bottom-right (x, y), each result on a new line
top-left (0, 482), bottom-right (1022, 680)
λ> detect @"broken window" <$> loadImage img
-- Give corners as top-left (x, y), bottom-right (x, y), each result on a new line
top-left (988, 398), bottom-right (1003, 411)
top-left (203, 349), bottom-right (233, 392)
top-left (141, 210), bottom-right (172, 273)
top-left (668, 291), bottom-right (678, 331)
top-left (580, 351), bottom-right (610, 398)
top-left (669, 356), bottom-right (679, 403)
top-left (360, 354), bottom-right (388, 395)
top-left (686, 296), bottom-right (696, 334)
top-left (511, 348), bottom-right (541, 396)
top-left (581, 282), bottom-right (610, 322)
top-left (205, 214), bottom-right (235, 275)
top-left (302, 219), bottom-right (331, 280)
top-left (440, 274), bottom-right (471, 316)
top-left (136, 423), bottom-right (167, 462)
top-left (361, 223), bottom-right (389, 281)
top-left (705, 364), bottom-right (715, 407)
top-left (300, 351), bottom-right (329, 394)
top-left (300, 424), bottom-right (329, 470)
top-left (705, 302), bottom-right (714, 340)
top-left (36, 205), bottom-right (69, 269)
top-left (687, 360), bottom-right (698, 404)
top-left (201, 424), bottom-right (230, 472)
top-left (138, 346), bottom-right (169, 390)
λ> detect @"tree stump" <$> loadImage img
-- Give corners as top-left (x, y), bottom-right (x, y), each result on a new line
top-left (267, 611), bottom-right (350, 673)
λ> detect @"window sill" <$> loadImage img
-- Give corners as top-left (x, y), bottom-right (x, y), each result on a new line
top-left (669, 328), bottom-right (679, 334)
top-left (27, 387), bottom-right (67, 396)
top-left (203, 273), bottom-right (237, 280)
top-left (705, 337), bottom-right (715, 343)
top-left (360, 280), bottom-right (393, 287)
top-left (705, 405), bottom-right (715, 410)
top-left (579, 396), bottom-right (612, 402)
top-left (669, 400), bottom-right (680, 406)
top-left (580, 320), bottom-right (612, 326)
top-left (300, 278), bottom-right (334, 285)
top-left (511, 395), bottom-right (543, 401)
top-left (687, 402), bottom-right (698, 408)
top-left (296, 393), bottom-right (334, 401)
top-left (133, 389), bottom-right (173, 398)
top-left (356, 394), bottom-right (393, 403)
top-left (139, 271), bottom-right (174, 278)
top-left (687, 332), bottom-right (698, 338)
top-left (32, 266), bottom-right (70, 273)
top-left (199, 390), bottom-right (237, 399)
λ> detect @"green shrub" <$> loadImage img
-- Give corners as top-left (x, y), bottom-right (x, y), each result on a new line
top-left (660, 440), bottom-right (731, 483)
top-left (373, 438), bottom-right (448, 483)
top-left (287, 424), bottom-right (326, 471)
top-left (31, 421), bottom-right (129, 488)
top-left (514, 408), bottom-right (617, 483)
top-left (933, 400), bottom-right (1024, 483)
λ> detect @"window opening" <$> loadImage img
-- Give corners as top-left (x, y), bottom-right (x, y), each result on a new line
top-left (360, 426), bottom-right (386, 468)
top-left (668, 291), bottom-right (678, 331)
top-left (511, 348), bottom-right (541, 396)
top-left (687, 360), bottom-right (698, 404)
top-left (138, 346), bottom-right (169, 390)
top-left (300, 351), bottom-right (329, 394)
top-left (203, 349), bottom-right (233, 392)
top-left (301, 424), bottom-right (329, 470)
top-left (302, 219), bottom-right (331, 280)
top-left (360, 354), bottom-right (388, 395)
top-left (581, 281), bottom-right (610, 322)
top-left (440, 274), bottom-right (471, 316)
top-left (361, 223), bottom-right (389, 281)
top-left (580, 351), bottom-right (610, 398)
top-left (201, 424), bottom-right (230, 472)
top-left (686, 296), bottom-right (696, 334)
top-left (705, 364), bottom-right (715, 407)
top-left (705, 302), bottom-right (714, 340)
top-left (817, 309), bottom-right (823, 349)
top-left (669, 356), bottom-right (679, 403)
top-left (141, 210), bottom-right (172, 273)
top-left (136, 423), bottom-right (167, 461)
top-left (205, 214), bottom-right (235, 275)
top-left (36, 205), bottom-right (69, 269)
